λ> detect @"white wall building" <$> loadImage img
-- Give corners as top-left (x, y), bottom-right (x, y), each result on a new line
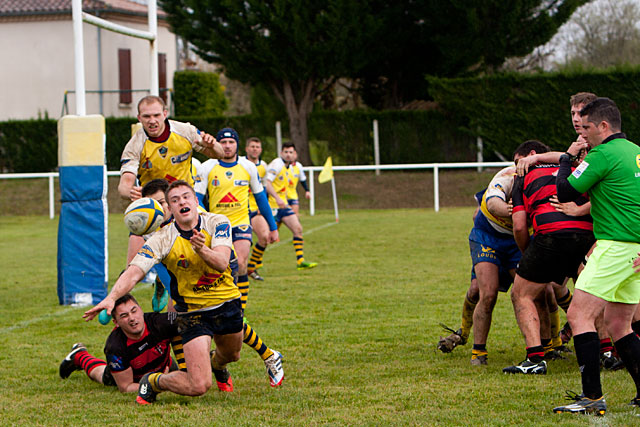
top-left (0, 0), bottom-right (178, 120)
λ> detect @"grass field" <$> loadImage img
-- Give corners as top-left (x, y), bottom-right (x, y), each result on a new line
top-left (1, 209), bottom-right (638, 426)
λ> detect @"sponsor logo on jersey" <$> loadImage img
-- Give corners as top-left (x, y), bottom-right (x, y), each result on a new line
top-left (155, 344), bottom-right (165, 355)
top-left (237, 225), bottom-right (250, 232)
top-left (170, 151), bottom-right (191, 164)
top-left (278, 175), bottom-right (284, 181)
top-left (141, 158), bottom-right (152, 169)
top-left (234, 180), bottom-right (249, 186)
top-left (108, 355), bottom-right (124, 371)
top-left (158, 146), bottom-right (168, 158)
top-left (481, 245), bottom-right (495, 254)
top-left (215, 223), bottom-right (231, 239)
top-left (138, 342), bottom-right (149, 351)
top-left (218, 193), bottom-right (239, 203)
top-left (138, 245), bottom-right (155, 259)
top-left (164, 174), bottom-right (178, 183)
top-left (572, 161), bottom-right (589, 178)
top-left (194, 272), bottom-right (223, 293)
top-left (177, 255), bottom-right (189, 269)
top-left (211, 178), bottom-right (220, 186)
top-left (225, 171), bottom-right (233, 180)
top-left (636, 154), bottom-right (640, 169)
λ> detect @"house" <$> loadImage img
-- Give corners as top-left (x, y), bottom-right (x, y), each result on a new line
top-left (0, 0), bottom-right (178, 120)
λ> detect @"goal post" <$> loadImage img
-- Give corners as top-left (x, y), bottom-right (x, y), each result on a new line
top-left (57, 0), bottom-right (159, 305)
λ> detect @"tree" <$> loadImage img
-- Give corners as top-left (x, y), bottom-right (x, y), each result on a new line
top-left (160, 0), bottom-right (381, 165)
top-left (356, 0), bottom-right (588, 108)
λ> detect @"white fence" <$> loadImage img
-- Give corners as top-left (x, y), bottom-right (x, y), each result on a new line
top-left (0, 162), bottom-right (512, 219)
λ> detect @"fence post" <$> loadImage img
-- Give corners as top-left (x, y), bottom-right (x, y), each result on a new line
top-left (476, 135), bottom-right (483, 172)
top-left (49, 174), bottom-right (55, 219)
top-left (433, 165), bottom-right (439, 212)
top-left (373, 119), bottom-right (380, 176)
top-left (308, 169), bottom-right (315, 216)
top-left (276, 121), bottom-right (282, 153)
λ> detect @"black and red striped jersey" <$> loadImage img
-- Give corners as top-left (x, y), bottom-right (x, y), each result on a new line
top-left (512, 164), bottom-right (593, 236)
top-left (104, 312), bottom-right (178, 381)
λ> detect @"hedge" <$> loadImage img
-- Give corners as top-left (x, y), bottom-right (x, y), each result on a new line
top-left (428, 67), bottom-right (640, 156)
top-left (173, 70), bottom-right (228, 117)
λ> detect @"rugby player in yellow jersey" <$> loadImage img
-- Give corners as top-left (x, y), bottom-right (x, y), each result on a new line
top-left (117, 96), bottom-right (223, 307)
top-left (245, 137), bottom-right (270, 281)
top-left (286, 147), bottom-right (310, 217)
top-left (84, 180), bottom-right (244, 403)
top-left (117, 96), bottom-right (223, 201)
top-left (264, 142), bottom-right (317, 270)
top-left (195, 128), bottom-right (284, 387)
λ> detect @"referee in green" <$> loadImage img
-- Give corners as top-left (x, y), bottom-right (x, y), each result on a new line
top-left (552, 97), bottom-right (640, 415)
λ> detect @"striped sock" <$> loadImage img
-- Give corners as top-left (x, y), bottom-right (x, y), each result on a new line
top-left (171, 336), bottom-right (187, 371)
top-left (293, 236), bottom-right (304, 264)
top-left (248, 244), bottom-right (266, 271)
top-left (148, 372), bottom-right (163, 392)
top-left (526, 345), bottom-right (545, 363)
top-left (556, 289), bottom-right (572, 313)
top-left (74, 351), bottom-right (106, 377)
top-left (243, 322), bottom-right (274, 361)
top-left (238, 274), bottom-right (249, 311)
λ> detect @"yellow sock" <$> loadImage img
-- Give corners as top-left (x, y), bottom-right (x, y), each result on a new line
top-left (549, 308), bottom-right (561, 349)
top-left (171, 335), bottom-right (187, 371)
top-left (243, 322), bottom-right (274, 361)
top-left (460, 294), bottom-right (477, 340)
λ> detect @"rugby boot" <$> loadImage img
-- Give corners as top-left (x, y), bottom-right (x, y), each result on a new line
top-left (264, 350), bottom-right (284, 387)
top-left (59, 343), bottom-right (86, 379)
top-left (503, 359), bottom-right (547, 375)
top-left (553, 391), bottom-right (606, 416)
top-left (136, 373), bottom-right (158, 405)
top-left (437, 324), bottom-right (467, 353)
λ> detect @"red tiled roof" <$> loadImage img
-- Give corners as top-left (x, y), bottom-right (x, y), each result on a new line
top-left (0, 0), bottom-right (162, 16)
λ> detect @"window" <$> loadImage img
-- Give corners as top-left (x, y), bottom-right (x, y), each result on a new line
top-left (118, 48), bottom-right (132, 104)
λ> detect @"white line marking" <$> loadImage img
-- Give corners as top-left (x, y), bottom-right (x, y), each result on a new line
top-left (0, 283), bottom-right (152, 334)
top-left (267, 221), bottom-right (338, 250)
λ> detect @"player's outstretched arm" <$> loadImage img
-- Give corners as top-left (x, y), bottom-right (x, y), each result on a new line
top-left (83, 266), bottom-right (145, 321)
top-left (198, 132), bottom-right (224, 159)
top-left (118, 172), bottom-right (142, 201)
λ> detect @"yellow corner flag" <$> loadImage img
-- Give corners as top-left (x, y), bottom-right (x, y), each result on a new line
top-left (318, 156), bottom-right (334, 184)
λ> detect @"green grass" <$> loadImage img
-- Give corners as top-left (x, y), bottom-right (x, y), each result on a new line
top-left (0, 209), bottom-right (637, 426)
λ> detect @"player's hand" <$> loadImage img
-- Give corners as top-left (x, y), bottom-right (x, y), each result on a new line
top-left (516, 155), bottom-right (538, 176)
top-left (305, 191), bottom-right (311, 200)
top-left (83, 297), bottom-right (115, 321)
top-left (550, 195), bottom-right (581, 216)
top-left (130, 186), bottom-right (142, 201)
top-left (190, 228), bottom-right (206, 252)
top-left (567, 139), bottom-right (589, 157)
top-left (634, 253), bottom-right (640, 273)
top-left (199, 132), bottom-right (216, 147)
top-left (507, 199), bottom-right (513, 216)
top-left (276, 197), bottom-right (287, 209)
top-left (268, 229), bottom-right (279, 244)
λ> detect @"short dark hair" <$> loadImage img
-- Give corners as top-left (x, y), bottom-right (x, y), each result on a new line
top-left (281, 142), bottom-right (296, 151)
top-left (112, 293), bottom-right (139, 319)
top-left (246, 137), bottom-right (262, 145)
top-left (142, 179), bottom-right (169, 197)
top-left (513, 140), bottom-right (550, 159)
top-left (570, 92), bottom-right (597, 107)
top-left (580, 97), bottom-right (621, 132)
top-left (137, 95), bottom-right (167, 113)
top-left (165, 180), bottom-right (196, 200)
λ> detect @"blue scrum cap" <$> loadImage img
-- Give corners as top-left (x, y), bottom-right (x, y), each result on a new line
top-left (215, 127), bottom-right (239, 143)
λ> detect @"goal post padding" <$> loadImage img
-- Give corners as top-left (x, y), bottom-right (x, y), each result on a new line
top-left (57, 115), bottom-right (108, 305)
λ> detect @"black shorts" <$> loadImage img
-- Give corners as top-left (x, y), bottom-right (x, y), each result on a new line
top-left (176, 299), bottom-right (244, 344)
top-left (516, 232), bottom-right (595, 284)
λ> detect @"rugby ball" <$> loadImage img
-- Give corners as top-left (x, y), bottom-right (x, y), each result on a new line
top-left (124, 197), bottom-right (164, 236)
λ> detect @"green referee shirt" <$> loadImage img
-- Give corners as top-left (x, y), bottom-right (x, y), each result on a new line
top-left (567, 136), bottom-right (640, 243)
